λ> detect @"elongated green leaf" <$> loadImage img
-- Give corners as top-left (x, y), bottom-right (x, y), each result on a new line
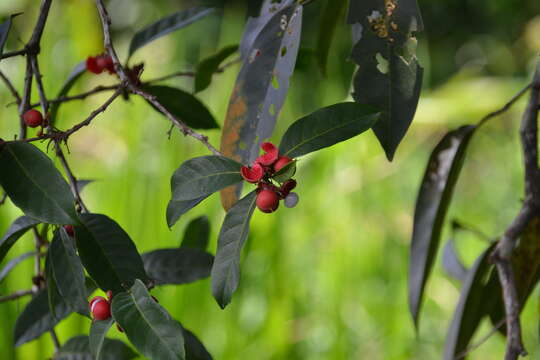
top-left (142, 248), bottom-right (213, 286)
top-left (220, 2), bottom-right (303, 210)
top-left (182, 326), bottom-right (212, 360)
top-left (443, 244), bottom-right (497, 360)
top-left (409, 125), bottom-right (476, 327)
top-left (112, 279), bottom-right (185, 360)
top-left (211, 191), bottom-right (257, 308)
top-left (75, 213), bottom-right (148, 293)
top-left (279, 102), bottom-right (379, 158)
top-left (54, 335), bottom-right (137, 360)
top-left (0, 251), bottom-right (35, 283)
top-left (170, 156), bottom-right (243, 201)
top-left (195, 45), bottom-right (238, 93)
top-left (45, 249), bottom-right (62, 319)
top-left (129, 7), bottom-right (215, 56)
top-left (167, 196), bottom-right (207, 228)
top-left (0, 142), bottom-right (79, 225)
top-left (0, 216), bottom-right (40, 263)
top-left (316, 0), bottom-right (347, 74)
top-left (441, 239), bottom-right (468, 282)
top-left (49, 229), bottom-right (88, 314)
top-left (50, 61), bottom-right (86, 124)
top-left (90, 319), bottom-right (114, 359)
top-left (181, 216), bottom-right (210, 250)
top-left (0, 14), bottom-right (19, 60)
top-left (144, 85), bottom-right (219, 130)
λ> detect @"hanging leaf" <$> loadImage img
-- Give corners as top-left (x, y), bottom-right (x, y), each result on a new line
top-left (74, 213), bottom-right (148, 293)
top-left (143, 85), bottom-right (219, 130)
top-left (54, 335), bottom-right (137, 360)
top-left (169, 156), bottom-right (243, 201)
top-left (0, 142), bottom-right (79, 225)
top-left (0, 14), bottom-right (20, 60)
top-left (220, 2), bottom-right (303, 210)
top-left (167, 196), bottom-right (207, 228)
top-left (111, 279), bottom-right (186, 360)
top-left (129, 7), bottom-right (215, 56)
top-left (0, 251), bottom-right (35, 284)
top-left (89, 319), bottom-right (114, 360)
top-left (0, 216), bottom-right (40, 263)
top-left (181, 216), bottom-right (211, 250)
top-left (182, 326), bottom-right (212, 360)
top-left (195, 44), bottom-right (239, 93)
top-left (142, 248), bottom-right (213, 286)
top-left (278, 102), bottom-right (379, 158)
top-left (441, 239), bottom-right (468, 282)
top-left (409, 125), bottom-right (476, 328)
top-left (49, 61), bottom-right (87, 124)
top-left (49, 229), bottom-right (88, 314)
top-left (316, 0), bottom-right (347, 74)
top-left (211, 191), bottom-right (257, 308)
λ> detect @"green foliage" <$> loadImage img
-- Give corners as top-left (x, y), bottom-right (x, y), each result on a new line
top-left (195, 45), bottom-right (238, 93)
top-left (54, 335), bottom-right (136, 360)
top-left (89, 319), bottom-right (114, 359)
top-left (0, 216), bottom-right (40, 263)
top-left (180, 216), bottom-right (210, 250)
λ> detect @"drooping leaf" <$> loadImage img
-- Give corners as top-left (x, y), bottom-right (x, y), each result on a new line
top-left (49, 61), bottom-right (86, 124)
top-left (195, 44), bottom-right (239, 93)
top-left (0, 14), bottom-right (19, 60)
top-left (316, 0), bottom-right (347, 74)
top-left (0, 216), bottom-right (40, 263)
top-left (89, 319), bottom-right (114, 360)
top-left (129, 7), bottom-right (215, 56)
top-left (54, 335), bottom-right (137, 360)
top-left (0, 142), bottom-right (79, 225)
top-left (169, 156), bottom-right (243, 201)
top-left (408, 125), bottom-right (476, 327)
top-left (111, 279), bottom-right (185, 360)
top-left (49, 229), bottom-right (88, 314)
top-left (167, 196), bottom-right (208, 228)
top-left (181, 216), bottom-right (211, 250)
top-left (0, 251), bottom-right (35, 284)
top-left (278, 102), bottom-right (379, 158)
top-left (74, 213), bottom-right (148, 293)
top-left (182, 326), bottom-right (212, 360)
top-left (442, 239), bottom-right (468, 282)
top-left (220, 2), bottom-right (303, 210)
top-left (143, 85), bottom-right (219, 130)
top-left (142, 248), bottom-right (213, 286)
top-left (211, 191), bottom-right (257, 308)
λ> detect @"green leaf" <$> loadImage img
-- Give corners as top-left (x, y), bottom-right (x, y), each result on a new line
top-left (409, 125), bottom-right (476, 328)
top-left (129, 7), bottom-right (215, 56)
top-left (142, 248), bottom-right (213, 286)
top-left (49, 61), bottom-right (86, 124)
top-left (195, 44), bottom-right (238, 93)
top-left (111, 279), bottom-right (185, 360)
top-left (0, 251), bottom-right (35, 284)
top-left (279, 102), bottom-right (379, 158)
top-left (76, 179), bottom-right (94, 193)
top-left (0, 215), bottom-right (40, 263)
top-left (0, 13), bottom-right (20, 60)
top-left (220, 2), bottom-right (303, 210)
top-left (0, 142), bottom-right (79, 225)
top-left (181, 216), bottom-right (211, 250)
top-left (54, 335), bottom-right (137, 360)
top-left (211, 191), bottom-right (257, 308)
top-left (45, 249), bottom-right (62, 319)
top-left (272, 160), bottom-right (296, 183)
top-left (169, 156), bottom-right (243, 201)
top-left (441, 239), bottom-right (468, 282)
top-left (316, 0), bottom-right (347, 74)
top-left (182, 326), bottom-right (212, 360)
top-left (167, 196), bottom-right (207, 228)
top-left (89, 319), bottom-right (114, 359)
top-left (75, 213), bottom-right (148, 293)
top-left (143, 85), bottom-right (219, 130)
top-left (49, 229), bottom-right (88, 314)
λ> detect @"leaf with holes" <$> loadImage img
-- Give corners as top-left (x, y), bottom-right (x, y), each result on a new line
top-left (195, 45), bottom-right (238, 93)
top-left (167, 196), bottom-right (207, 228)
top-left (143, 85), bottom-right (219, 130)
top-left (54, 335), bottom-right (137, 360)
top-left (181, 215), bottom-right (211, 250)
top-left (0, 142), bottom-right (79, 225)
top-left (74, 213), bottom-right (148, 293)
top-left (279, 102), bottom-right (379, 158)
top-left (0, 216), bottom-right (40, 263)
top-left (409, 125), bottom-right (476, 328)
top-left (49, 61), bottom-right (86, 124)
top-left (211, 191), bottom-right (257, 308)
top-left (129, 7), bottom-right (215, 56)
top-left (220, 2), bottom-right (303, 210)
top-left (90, 319), bottom-right (114, 359)
top-left (111, 279), bottom-right (185, 360)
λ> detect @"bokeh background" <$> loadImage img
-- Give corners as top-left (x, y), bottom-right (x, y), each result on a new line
top-left (1, 0), bottom-right (540, 359)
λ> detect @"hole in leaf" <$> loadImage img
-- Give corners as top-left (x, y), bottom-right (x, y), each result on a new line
top-left (271, 75), bottom-right (280, 89)
top-left (239, 141), bottom-right (247, 150)
top-left (269, 104), bottom-right (276, 116)
top-left (281, 46), bottom-right (287, 57)
top-left (375, 53), bottom-right (389, 74)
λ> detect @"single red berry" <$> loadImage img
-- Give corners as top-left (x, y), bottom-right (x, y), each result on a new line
top-left (90, 296), bottom-right (111, 320)
top-left (96, 55), bottom-right (115, 74)
top-left (64, 225), bottom-right (74, 237)
top-left (23, 109), bottom-right (43, 128)
top-left (280, 179), bottom-right (297, 197)
top-left (256, 142), bottom-right (279, 166)
top-left (273, 156), bottom-right (293, 172)
top-left (86, 56), bottom-right (102, 74)
top-left (241, 163), bottom-right (264, 183)
top-left (256, 189), bottom-right (280, 213)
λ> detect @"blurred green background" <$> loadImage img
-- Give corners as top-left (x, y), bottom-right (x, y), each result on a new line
top-left (1, 0), bottom-right (540, 359)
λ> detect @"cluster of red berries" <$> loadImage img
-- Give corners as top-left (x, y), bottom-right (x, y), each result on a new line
top-left (240, 142), bottom-right (299, 213)
top-left (86, 54), bottom-right (115, 75)
top-left (23, 109), bottom-right (44, 128)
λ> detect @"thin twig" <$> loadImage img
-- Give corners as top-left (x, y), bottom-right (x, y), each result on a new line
top-left (0, 48), bottom-right (27, 60)
top-left (454, 319), bottom-right (506, 360)
top-left (0, 289), bottom-right (33, 303)
top-left (0, 70), bottom-right (22, 105)
top-left (478, 84), bottom-right (532, 127)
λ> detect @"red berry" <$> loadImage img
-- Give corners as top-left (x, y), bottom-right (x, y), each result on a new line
top-left (64, 225), bottom-right (74, 237)
top-left (23, 109), bottom-right (43, 128)
top-left (90, 297), bottom-right (111, 320)
top-left (256, 189), bottom-right (279, 213)
top-left (97, 55), bottom-right (115, 74)
top-left (273, 156), bottom-right (293, 172)
top-left (86, 56), bottom-right (102, 74)
top-left (241, 163), bottom-right (264, 183)
top-left (280, 179), bottom-right (297, 197)
top-left (256, 142), bottom-right (279, 166)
